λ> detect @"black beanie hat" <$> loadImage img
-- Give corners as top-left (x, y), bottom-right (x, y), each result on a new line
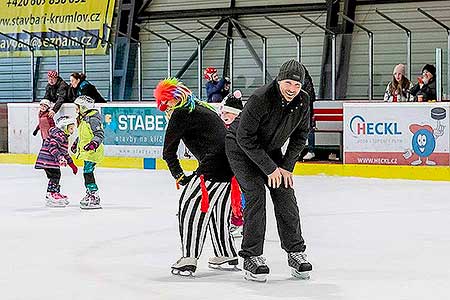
top-left (277, 59), bottom-right (305, 83)
top-left (222, 90), bottom-right (243, 114)
top-left (422, 64), bottom-right (436, 76)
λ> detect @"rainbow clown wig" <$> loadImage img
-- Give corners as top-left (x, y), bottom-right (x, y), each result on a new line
top-left (153, 78), bottom-right (198, 112)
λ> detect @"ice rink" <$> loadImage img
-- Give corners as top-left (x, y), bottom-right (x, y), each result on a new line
top-left (1, 164), bottom-right (449, 300)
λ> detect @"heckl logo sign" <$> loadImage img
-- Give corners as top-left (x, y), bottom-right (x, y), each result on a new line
top-left (349, 115), bottom-right (402, 137)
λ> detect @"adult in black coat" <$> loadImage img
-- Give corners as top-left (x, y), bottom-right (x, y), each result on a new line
top-left (154, 78), bottom-right (237, 276)
top-left (68, 72), bottom-right (106, 103)
top-left (225, 59), bottom-right (313, 280)
top-left (301, 67), bottom-right (317, 160)
top-left (44, 70), bottom-right (70, 117)
top-left (410, 64), bottom-right (437, 102)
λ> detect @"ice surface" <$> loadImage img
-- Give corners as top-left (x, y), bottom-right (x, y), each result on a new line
top-left (0, 164), bottom-right (449, 300)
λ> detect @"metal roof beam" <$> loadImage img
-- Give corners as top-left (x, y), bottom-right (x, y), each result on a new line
top-left (138, 3), bottom-right (327, 21)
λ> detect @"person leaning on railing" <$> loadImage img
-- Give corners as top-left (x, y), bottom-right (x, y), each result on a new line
top-left (409, 64), bottom-right (436, 102)
top-left (68, 72), bottom-right (107, 103)
top-left (384, 64), bottom-right (412, 102)
top-left (44, 70), bottom-right (70, 117)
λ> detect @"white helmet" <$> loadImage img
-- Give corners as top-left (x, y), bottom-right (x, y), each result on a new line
top-left (74, 95), bottom-right (95, 113)
top-left (56, 116), bottom-right (76, 135)
top-left (39, 99), bottom-right (52, 108)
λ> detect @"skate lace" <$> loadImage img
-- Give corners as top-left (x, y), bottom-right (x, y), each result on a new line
top-left (250, 256), bottom-right (266, 266)
top-left (290, 252), bottom-right (307, 263)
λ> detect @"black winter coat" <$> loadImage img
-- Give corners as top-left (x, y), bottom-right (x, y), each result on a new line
top-left (163, 104), bottom-right (233, 182)
top-left (410, 78), bottom-right (436, 101)
top-left (44, 77), bottom-right (69, 113)
top-left (303, 67), bottom-right (316, 126)
top-left (68, 80), bottom-right (106, 103)
top-left (226, 80), bottom-right (310, 175)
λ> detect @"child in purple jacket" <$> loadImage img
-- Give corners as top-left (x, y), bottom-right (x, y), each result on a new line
top-left (35, 116), bottom-right (78, 207)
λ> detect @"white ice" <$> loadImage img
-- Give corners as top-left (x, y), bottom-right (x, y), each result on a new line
top-left (0, 164), bottom-right (449, 300)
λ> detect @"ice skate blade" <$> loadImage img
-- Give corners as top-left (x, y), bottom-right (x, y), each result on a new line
top-left (244, 270), bottom-right (267, 282)
top-left (231, 231), bottom-right (243, 238)
top-left (291, 268), bottom-right (310, 280)
top-left (80, 205), bottom-right (102, 210)
top-left (171, 268), bottom-right (195, 277)
top-left (46, 202), bottom-right (67, 208)
top-left (208, 263), bottom-right (241, 271)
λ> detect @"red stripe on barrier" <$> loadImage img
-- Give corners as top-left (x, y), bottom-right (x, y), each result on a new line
top-left (314, 108), bottom-right (343, 115)
top-left (315, 115), bottom-right (343, 122)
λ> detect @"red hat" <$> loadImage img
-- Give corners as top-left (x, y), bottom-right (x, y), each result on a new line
top-left (204, 67), bottom-right (217, 81)
top-left (47, 70), bottom-right (58, 79)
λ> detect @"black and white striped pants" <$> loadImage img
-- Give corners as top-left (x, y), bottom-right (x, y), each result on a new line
top-left (178, 176), bottom-right (237, 259)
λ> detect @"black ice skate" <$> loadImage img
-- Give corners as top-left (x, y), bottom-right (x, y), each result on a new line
top-left (208, 256), bottom-right (240, 271)
top-left (80, 190), bottom-right (102, 210)
top-left (243, 256), bottom-right (270, 282)
top-left (171, 257), bottom-right (197, 277)
top-left (288, 252), bottom-right (312, 279)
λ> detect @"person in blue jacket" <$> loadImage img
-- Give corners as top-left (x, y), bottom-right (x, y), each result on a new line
top-left (204, 66), bottom-right (230, 103)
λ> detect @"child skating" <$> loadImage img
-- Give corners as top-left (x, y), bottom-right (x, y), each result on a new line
top-left (33, 99), bottom-right (55, 140)
top-left (71, 95), bottom-right (104, 210)
top-left (35, 116), bottom-right (78, 207)
top-left (220, 90), bottom-right (245, 237)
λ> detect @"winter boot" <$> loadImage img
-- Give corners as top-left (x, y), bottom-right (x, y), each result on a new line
top-left (208, 256), bottom-right (240, 271)
top-left (288, 252), bottom-right (312, 279)
top-left (243, 256), bottom-right (270, 282)
top-left (171, 257), bottom-right (197, 276)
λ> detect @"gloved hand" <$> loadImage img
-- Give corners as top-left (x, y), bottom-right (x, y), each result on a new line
top-left (58, 157), bottom-right (67, 167)
top-left (71, 138), bottom-right (78, 153)
top-left (176, 173), bottom-right (195, 187)
top-left (83, 140), bottom-right (99, 151)
top-left (68, 162), bottom-right (78, 175)
top-left (32, 128), bottom-right (39, 136)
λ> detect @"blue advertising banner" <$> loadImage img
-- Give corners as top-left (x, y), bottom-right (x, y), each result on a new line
top-left (102, 106), bottom-right (168, 147)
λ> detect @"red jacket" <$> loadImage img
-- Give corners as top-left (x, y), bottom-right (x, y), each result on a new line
top-left (35, 111), bottom-right (55, 140)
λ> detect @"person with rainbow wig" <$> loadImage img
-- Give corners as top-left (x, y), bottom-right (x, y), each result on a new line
top-left (154, 78), bottom-right (238, 276)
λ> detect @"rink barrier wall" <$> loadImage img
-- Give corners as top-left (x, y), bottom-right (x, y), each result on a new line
top-left (0, 154), bottom-right (199, 171)
top-left (1, 153), bottom-right (450, 181)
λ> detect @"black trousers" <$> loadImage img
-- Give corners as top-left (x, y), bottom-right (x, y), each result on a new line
top-left (44, 168), bottom-right (61, 192)
top-left (226, 140), bottom-right (306, 258)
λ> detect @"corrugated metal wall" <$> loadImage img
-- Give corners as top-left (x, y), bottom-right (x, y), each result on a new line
top-left (0, 0), bottom-right (119, 103)
top-left (0, 52), bottom-right (110, 103)
top-left (347, 1), bottom-right (450, 99)
top-left (2, 1), bottom-right (449, 102)
top-left (139, 12), bottom-right (327, 100)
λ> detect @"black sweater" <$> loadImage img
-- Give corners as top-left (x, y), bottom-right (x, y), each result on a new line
top-left (162, 104), bottom-right (233, 182)
top-left (226, 80), bottom-right (310, 175)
